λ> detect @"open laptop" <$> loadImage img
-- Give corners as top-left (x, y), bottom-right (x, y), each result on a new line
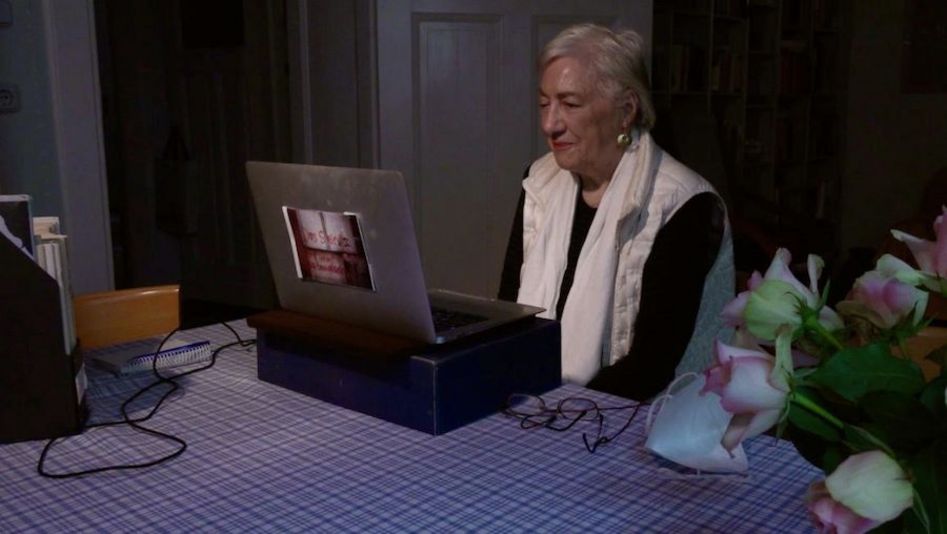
top-left (246, 161), bottom-right (543, 344)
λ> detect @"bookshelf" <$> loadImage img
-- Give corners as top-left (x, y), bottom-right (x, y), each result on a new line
top-left (652, 0), bottom-right (848, 265)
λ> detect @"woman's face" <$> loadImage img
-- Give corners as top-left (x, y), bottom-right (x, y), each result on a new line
top-left (539, 56), bottom-right (630, 182)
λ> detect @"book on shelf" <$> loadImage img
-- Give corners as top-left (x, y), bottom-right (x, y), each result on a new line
top-left (812, 0), bottom-right (839, 30)
top-left (89, 335), bottom-right (212, 375)
top-left (669, 45), bottom-right (685, 91)
top-left (711, 49), bottom-right (745, 93)
top-left (714, 0), bottom-right (745, 17)
top-left (669, 44), bottom-right (707, 93)
top-left (779, 47), bottom-right (811, 94)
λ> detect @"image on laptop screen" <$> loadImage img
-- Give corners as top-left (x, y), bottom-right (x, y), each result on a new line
top-left (283, 206), bottom-right (375, 290)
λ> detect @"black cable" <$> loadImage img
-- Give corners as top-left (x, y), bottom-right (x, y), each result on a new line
top-left (504, 393), bottom-right (647, 453)
top-left (37, 323), bottom-right (251, 479)
top-left (221, 321), bottom-right (256, 348)
top-left (582, 401), bottom-right (642, 453)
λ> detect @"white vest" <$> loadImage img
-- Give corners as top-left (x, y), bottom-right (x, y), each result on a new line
top-left (518, 132), bottom-right (734, 384)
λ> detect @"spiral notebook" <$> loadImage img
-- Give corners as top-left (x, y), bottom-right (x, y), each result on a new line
top-left (89, 336), bottom-right (212, 375)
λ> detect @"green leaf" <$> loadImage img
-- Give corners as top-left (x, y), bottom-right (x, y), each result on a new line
top-left (781, 423), bottom-right (845, 472)
top-left (819, 279), bottom-right (831, 308)
top-left (871, 516), bottom-right (906, 534)
top-left (795, 367), bottom-right (818, 380)
top-left (906, 440), bottom-right (947, 534)
top-left (820, 447), bottom-right (845, 475)
top-left (860, 392), bottom-right (937, 452)
top-left (809, 343), bottom-right (926, 402)
top-left (842, 425), bottom-right (893, 455)
top-left (787, 403), bottom-right (843, 442)
top-left (919, 376), bottom-right (947, 426)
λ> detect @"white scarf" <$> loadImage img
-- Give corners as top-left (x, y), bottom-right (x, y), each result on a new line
top-left (518, 131), bottom-right (659, 383)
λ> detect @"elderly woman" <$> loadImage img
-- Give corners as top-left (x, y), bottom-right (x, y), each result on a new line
top-left (498, 24), bottom-right (734, 401)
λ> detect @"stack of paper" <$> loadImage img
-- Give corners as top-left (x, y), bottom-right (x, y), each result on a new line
top-left (33, 216), bottom-right (76, 355)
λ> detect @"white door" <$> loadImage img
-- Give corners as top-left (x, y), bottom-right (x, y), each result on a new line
top-left (376, 0), bottom-right (652, 297)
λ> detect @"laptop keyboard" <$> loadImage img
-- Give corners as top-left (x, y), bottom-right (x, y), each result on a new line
top-left (430, 306), bottom-right (487, 331)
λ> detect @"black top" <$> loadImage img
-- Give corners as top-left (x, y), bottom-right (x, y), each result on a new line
top-left (498, 185), bottom-right (724, 401)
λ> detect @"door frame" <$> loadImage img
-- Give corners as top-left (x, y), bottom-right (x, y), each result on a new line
top-left (44, 0), bottom-right (113, 294)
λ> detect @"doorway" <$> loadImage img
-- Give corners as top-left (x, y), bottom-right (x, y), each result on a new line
top-left (95, 0), bottom-right (289, 311)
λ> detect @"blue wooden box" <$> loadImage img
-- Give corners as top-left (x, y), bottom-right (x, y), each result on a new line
top-left (250, 311), bottom-right (560, 435)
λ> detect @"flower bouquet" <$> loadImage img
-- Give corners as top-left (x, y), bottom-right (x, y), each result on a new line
top-left (687, 210), bottom-right (947, 533)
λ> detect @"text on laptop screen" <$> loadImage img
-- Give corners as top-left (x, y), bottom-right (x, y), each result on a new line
top-left (283, 207), bottom-right (375, 290)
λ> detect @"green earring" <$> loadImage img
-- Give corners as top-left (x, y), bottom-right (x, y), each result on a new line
top-left (617, 132), bottom-right (631, 147)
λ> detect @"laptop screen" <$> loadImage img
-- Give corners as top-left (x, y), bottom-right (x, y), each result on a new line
top-left (247, 161), bottom-right (437, 342)
top-left (246, 161), bottom-right (543, 345)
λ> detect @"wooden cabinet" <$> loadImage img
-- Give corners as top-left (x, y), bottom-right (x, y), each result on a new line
top-left (653, 0), bottom-right (848, 265)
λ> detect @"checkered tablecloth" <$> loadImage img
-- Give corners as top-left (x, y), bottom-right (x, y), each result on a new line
top-left (0, 321), bottom-right (820, 532)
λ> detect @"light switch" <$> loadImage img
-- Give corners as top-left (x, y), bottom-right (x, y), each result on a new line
top-left (0, 83), bottom-right (20, 113)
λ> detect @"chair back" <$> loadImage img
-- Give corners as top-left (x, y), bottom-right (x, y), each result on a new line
top-left (73, 285), bottom-right (180, 349)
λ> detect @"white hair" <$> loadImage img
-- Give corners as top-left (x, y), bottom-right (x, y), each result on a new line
top-left (539, 23), bottom-right (655, 131)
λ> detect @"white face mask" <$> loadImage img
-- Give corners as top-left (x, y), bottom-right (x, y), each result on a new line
top-left (644, 374), bottom-right (748, 474)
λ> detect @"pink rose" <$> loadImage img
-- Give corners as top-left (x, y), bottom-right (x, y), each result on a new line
top-left (701, 339), bottom-right (790, 451)
top-left (891, 206), bottom-right (947, 293)
top-left (806, 481), bottom-right (879, 534)
top-left (721, 249), bottom-right (842, 340)
top-left (722, 271), bottom-right (762, 327)
top-left (844, 269), bottom-right (928, 329)
top-left (806, 451), bottom-right (914, 533)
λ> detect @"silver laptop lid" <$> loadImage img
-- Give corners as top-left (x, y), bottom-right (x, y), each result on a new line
top-left (247, 161), bottom-right (438, 343)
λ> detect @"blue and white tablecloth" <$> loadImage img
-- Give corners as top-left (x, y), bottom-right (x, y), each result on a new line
top-left (0, 321), bottom-right (820, 532)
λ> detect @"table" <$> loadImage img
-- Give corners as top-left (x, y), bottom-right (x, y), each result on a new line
top-left (0, 321), bottom-right (820, 532)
